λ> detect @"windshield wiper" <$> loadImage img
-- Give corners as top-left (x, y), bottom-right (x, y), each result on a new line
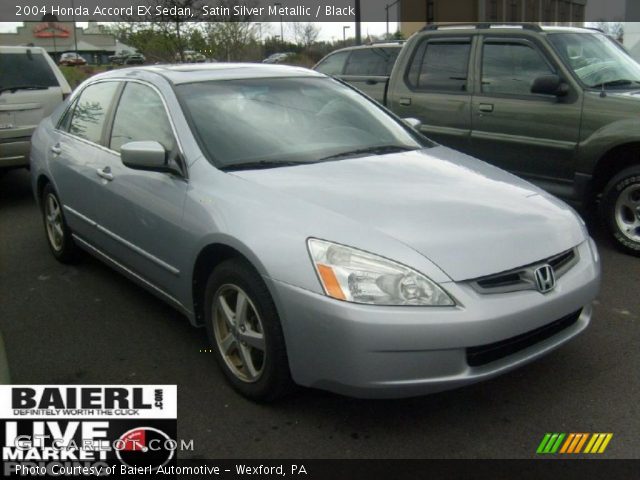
top-left (0, 85), bottom-right (49, 94)
top-left (317, 145), bottom-right (418, 162)
top-left (591, 79), bottom-right (640, 89)
top-left (220, 160), bottom-right (312, 172)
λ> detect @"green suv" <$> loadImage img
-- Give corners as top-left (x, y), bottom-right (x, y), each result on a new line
top-left (386, 24), bottom-right (640, 255)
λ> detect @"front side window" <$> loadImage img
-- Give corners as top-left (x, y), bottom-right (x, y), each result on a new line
top-left (177, 77), bottom-right (429, 170)
top-left (481, 41), bottom-right (554, 95)
top-left (344, 48), bottom-right (398, 76)
top-left (548, 32), bottom-right (640, 89)
top-left (315, 51), bottom-right (350, 75)
top-left (109, 82), bottom-right (175, 153)
top-left (406, 40), bottom-right (471, 92)
top-left (68, 82), bottom-right (119, 144)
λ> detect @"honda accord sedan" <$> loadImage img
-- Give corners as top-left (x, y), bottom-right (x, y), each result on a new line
top-left (30, 64), bottom-right (601, 400)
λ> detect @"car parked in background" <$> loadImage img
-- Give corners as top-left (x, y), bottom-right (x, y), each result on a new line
top-left (262, 52), bottom-right (294, 64)
top-left (314, 42), bottom-right (403, 103)
top-left (30, 64), bottom-right (599, 401)
top-left (109, 50), bottom-right (146, 65)
top-left (58, 52), bottom-right (87, 66)
top-left (0, 46), bottom-right (71, 170)
top-left (384, 24), bottom-right (640, 256)
top-left (177, 50), bottom-right (206, 63)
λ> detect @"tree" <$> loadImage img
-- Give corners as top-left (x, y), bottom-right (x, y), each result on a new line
top-left (118, 0), bottom-right (205, 61)
top-left (290, 23), bottom-right (320, 48)
top-left (594, 21), bottom-right (624, 42)
top-left (202, 0), bottom-right (260, 61)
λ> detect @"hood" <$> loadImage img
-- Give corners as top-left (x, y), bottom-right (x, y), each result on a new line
top-left (231, 147), bottom-right (586, 281)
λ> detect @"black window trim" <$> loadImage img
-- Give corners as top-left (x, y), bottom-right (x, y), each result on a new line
top-left (478, 35), bottom-right (563, 101)
top-left (403, 35), bottom-right (474, 95)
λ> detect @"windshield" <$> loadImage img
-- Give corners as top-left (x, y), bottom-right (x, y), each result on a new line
top-left (548, 32), bottom-right (640, 88)
top-left (176, 77), bottom-right (428, 170)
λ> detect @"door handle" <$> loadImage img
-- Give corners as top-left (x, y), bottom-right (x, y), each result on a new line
top-left (365, 79), bottom-right (378, 85)
top-left (96, 166), bottom-right (114, 181)
top-left (478, 103), bottom-right (494, 113)
top-left (399, 97), bottom-right (412, 106)
top-left (50, 144), bottom-right (62, 155)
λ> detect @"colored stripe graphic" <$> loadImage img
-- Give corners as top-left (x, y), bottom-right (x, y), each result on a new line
top-left (538, 433), bottom-right (613, 454)
top-left (537, 433), bottom-right (565, 454)
top-left (584, 433), bottom-right (613, 454)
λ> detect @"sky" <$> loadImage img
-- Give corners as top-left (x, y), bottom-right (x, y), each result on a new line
top-left (0, 21), bottom-right (398, 42)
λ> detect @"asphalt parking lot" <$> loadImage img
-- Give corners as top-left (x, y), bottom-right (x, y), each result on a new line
top-left (0, 168), bottom-right (638, 459)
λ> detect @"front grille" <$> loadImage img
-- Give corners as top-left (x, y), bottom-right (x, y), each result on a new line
top-left (469, 247), bottom-right (579, 294)
top-left (548, 249), bottom-right (576, 272)
top-left (466, 309), bottom-right (582, 367)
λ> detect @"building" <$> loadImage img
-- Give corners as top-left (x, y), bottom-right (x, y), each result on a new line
top-left (399, 0), bottom-right (587, 37)
top-left (0, 21), bottom-right (124, 65)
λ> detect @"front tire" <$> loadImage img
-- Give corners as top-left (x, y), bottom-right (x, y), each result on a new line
top-left (204, 258), bottom-right (293, 401)
top-left (601, 165), bottom-right (640, 256)
top-left (41, 183), bottom-right (79, 263)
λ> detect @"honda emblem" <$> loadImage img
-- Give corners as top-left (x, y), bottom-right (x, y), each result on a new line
top-left (534, 265), bottom-right (556, 293)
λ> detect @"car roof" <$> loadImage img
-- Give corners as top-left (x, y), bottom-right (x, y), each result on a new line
top-left (0, 45), bottom-right (48, 54)
top-left (419, 24), bottom-right (598, 35)
top-left (95, 63), bottom-right (323, 84)
top-left (328, 43), bottom-right (404, 55)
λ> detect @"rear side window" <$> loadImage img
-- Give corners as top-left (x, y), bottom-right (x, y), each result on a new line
top-left (315, 51), bottom-right (350, 75)
top-left (68, 82), bottom-right (119, 144)
top-left (0, 51), bottom-right (58, 87)
top-left (344, 48), bottom-right (399, 76)
top-left (482, 41), bottom-right (555, 95)
top-left (406, 39), bottom-right (471, 92)
top-left (109, 82), bottom-right (175, 153)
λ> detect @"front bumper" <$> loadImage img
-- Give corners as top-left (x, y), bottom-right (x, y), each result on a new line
top-left (266, 240), bottom-right (600, 398)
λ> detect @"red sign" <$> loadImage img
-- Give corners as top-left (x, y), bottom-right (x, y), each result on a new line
top-left (33, 23), bottom-right (71, 38)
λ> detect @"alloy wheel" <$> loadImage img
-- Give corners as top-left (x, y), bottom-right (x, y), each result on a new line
top-left (614, 184), bottom-right (640, 243)
top-left (212, 284), bottom-right (266, 383)
top-left (45, 193), bottom-right (64, 252)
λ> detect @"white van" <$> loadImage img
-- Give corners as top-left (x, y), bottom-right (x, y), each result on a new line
top-left (0, 46), bottom-right (71, 170)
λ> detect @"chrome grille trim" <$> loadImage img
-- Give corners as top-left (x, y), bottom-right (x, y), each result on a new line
top-left (468, 247), bottom-right (579, 294)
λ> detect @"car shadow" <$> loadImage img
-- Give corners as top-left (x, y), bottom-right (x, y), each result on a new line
top-left (0, 168), bottom-right (35, 207)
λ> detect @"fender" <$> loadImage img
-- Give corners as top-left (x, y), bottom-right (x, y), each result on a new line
top-left (577, 117), bottom-right (640, 174)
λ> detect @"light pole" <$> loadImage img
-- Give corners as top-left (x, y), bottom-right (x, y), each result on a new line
top-left (274, 3), bottom-right (284, 44)
top-left (343, 25), bottom-right (351, 46)
top-left (385, 0), bottom-right (401, 40)
top-left (70, 0), bottom-right (79, 55)
top-left (355, 0), bottom-right (361, 45)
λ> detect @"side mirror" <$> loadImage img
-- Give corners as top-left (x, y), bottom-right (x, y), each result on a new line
top-left (531, 74), bottom-right (569, 97)
top-left (121, 141), bottom-right (171, 172)
top-left (403, 117), bottom-right (421, 130)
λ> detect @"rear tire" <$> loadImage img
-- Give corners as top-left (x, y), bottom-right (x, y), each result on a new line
top-left (204, 258), bottom-right (293, 401)
top-left (41, 183), bottom-right (80, 263)
top-left (601, 165), bottom-right (640, 256)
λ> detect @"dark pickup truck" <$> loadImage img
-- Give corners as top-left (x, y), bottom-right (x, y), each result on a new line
top-left (383, 23), bottom-right (640, 256)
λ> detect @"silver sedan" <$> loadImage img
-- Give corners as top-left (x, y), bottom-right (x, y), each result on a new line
top-left (30, 64), bottom-right (600, 400)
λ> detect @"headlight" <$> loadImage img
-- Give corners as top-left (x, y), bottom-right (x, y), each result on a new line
top-left (307, 238), bottom-right (455, 306)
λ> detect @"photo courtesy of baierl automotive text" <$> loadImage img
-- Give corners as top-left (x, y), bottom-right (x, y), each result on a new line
top-left (0, 0), bottom-right (638, 478)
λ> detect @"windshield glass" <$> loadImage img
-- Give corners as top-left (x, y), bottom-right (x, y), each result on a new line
top-left (176, 77), bottom-right (428, 169)
top-left (548, 32), bottom-right (640, 88)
